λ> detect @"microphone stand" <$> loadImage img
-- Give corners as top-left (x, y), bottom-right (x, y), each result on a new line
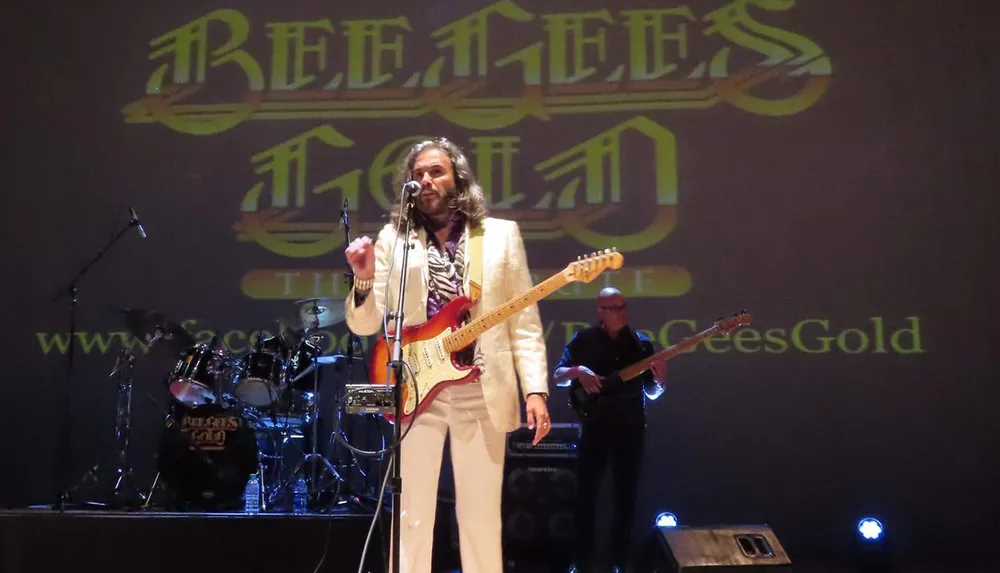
top-left (342, 199), bottom-right (355, 385)
top-left (341, 202), bottom-right (356, 463)
top-left (386, 199), bottom-right (414, 573)
top-left (51, 211), bottom-right (144, 511)
top-left (339, 200), bottom-right (370, 500)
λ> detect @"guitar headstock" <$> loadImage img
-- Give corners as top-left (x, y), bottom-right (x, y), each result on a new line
top-left (564, 249), bottom-right (624, 283)
top-left (715, 310), bottom-right (752, 334)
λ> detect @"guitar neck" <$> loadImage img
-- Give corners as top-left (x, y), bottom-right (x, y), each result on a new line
top-left (443, 273), bottom-right (569, 352)
top-left (618, 324), bottom-right (722, 381)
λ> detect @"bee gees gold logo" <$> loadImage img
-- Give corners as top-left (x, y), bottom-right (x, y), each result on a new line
top-left (180, 414), bottom-right (240, 451)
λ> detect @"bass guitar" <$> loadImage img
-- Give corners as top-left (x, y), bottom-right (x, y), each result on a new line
top-left (369, 249), bottom-right (625, 424)
top-left (569, 311), bottom-right (752, 421)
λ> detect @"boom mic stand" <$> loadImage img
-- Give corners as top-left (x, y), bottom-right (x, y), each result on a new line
top-left (341, 199), bottom-right (355, 386)
top-left (386, 198), bottom-right (414, 573)
top-left (51, 207), bottom-right (146, 511)
top-left (339, 199), bottom-right (374, 501)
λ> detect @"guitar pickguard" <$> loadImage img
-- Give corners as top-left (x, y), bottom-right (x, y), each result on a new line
top-left (400, 331), bottom-right (471, 417)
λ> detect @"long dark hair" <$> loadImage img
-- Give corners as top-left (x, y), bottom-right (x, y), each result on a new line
top-left (389, 138), bottom-right (488, 229)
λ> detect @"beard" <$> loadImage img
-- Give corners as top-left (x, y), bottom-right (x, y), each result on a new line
top-left (416, 187), bottom-right (456, 225)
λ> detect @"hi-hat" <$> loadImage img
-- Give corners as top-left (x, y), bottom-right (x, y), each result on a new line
top-left (287, 353), bottom-right (364, 383)
top-left (316, 354), bottom-right (364, 365)
top-left (117, 307), bottom-right (195, 353)
top-left (293, 297), bottom-right (345, 330)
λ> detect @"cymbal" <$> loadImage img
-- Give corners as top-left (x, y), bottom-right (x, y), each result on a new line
top-left (118, 307), bottom-right (196, 352)
top-left (292, 297), bottom-right (345, 330)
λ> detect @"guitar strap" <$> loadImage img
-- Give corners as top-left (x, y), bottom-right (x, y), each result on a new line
top-left (465, 224), bottom-right (484, 303)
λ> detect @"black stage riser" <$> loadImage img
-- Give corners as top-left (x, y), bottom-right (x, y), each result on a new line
top-left (0, 511), bottom-right (386, 573)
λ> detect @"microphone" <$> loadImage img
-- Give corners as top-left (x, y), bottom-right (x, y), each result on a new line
top-left (401, 180), bottom-right (421, 197)
top-left (339, 198), bottom-right (349, 229)
top-left (129, 206), bottom-right (147, 239)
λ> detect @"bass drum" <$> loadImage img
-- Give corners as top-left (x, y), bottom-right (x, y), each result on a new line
top-left (157, 403), bottom-right (258, 510)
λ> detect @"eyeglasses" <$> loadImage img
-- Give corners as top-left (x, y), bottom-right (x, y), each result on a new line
top-left (598, 303), bottom-right (627, 313)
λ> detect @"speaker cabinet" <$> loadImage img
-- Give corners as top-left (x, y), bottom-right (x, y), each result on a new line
top-left (640, 525), bottom-right (792, 572)
top-left (501, 423), bottom-right (579, 569)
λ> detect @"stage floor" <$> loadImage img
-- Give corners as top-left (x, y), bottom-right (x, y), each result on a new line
top-left (0, 507), bottom-right (388, 573)
top-left (0, 509), bottom-right (992, 573)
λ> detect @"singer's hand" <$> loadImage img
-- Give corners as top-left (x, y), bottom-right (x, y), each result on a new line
top-left (345, 236), bottom-right (375, 280)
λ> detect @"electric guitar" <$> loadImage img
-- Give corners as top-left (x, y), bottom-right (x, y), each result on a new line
top-left (568, 311), bottom-right (753, 422)
top-left (368, 249), bottom-right (625, 424)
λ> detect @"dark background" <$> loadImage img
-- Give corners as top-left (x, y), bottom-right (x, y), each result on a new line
top-left (2, 0), bottom-right (998, 567)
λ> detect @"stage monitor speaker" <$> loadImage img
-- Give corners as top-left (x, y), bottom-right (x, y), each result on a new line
top-left (640, 525), bottom-right (793, 572)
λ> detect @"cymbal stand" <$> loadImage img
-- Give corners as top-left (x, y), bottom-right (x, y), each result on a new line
top-left (110, 349), bottom-right (147, 506)
top-left (67, 348), bottom-right (147, 508)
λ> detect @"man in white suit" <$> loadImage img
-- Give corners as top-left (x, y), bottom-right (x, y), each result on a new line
top-left (343, 137), bottom-right (552, 573)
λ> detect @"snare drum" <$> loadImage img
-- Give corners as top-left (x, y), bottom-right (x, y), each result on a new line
top-left (167, 343), bottom-right (229, 406)
top-left (251, 389), bottom-right (316, 430)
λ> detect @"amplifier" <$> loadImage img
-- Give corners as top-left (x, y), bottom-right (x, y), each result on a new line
top-left (343, 384), bottom-right (394, 414)
top-left (506, 422), bottom-right (580, 458)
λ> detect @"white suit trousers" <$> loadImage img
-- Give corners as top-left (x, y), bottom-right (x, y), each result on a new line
top-left (392, 383), bottom-right (507, 573)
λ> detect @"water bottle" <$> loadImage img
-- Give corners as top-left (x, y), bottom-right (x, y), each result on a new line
top-left (244, 473), bottom-right (260, 514)
top-left (293, 476), bottom-right (308, 514)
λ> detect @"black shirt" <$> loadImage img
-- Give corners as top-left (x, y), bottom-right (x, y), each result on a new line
top-left (556, 324), bottom-right (659, 423)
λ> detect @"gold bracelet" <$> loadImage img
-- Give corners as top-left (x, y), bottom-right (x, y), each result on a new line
top-left (354, 276), bottom-right (374, 291)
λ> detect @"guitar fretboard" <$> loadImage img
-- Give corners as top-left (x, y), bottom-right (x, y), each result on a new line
top-left (619, 325), bottom-right (721, 381)
top-left (443, 272), bottom-right (569, 352)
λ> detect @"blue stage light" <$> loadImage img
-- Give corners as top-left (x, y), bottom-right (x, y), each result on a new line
top-left (655, 512), bottom-right (678, 528)
top-left (857, 517), bottom-right (884, 541)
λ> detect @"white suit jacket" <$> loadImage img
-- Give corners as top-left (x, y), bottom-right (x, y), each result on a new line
top-left (344, 217), bottom-right (549, 432)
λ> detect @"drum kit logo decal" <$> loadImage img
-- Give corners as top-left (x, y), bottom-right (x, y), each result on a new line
top-left (179, 413), bottom-right (241, 451)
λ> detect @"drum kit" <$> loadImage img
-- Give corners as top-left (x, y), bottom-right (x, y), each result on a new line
top-left (80, 297), bottom-right (379, 512)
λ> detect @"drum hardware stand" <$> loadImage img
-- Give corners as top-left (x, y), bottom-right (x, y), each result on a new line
top-left (259, 415), bottom-right (305, 511)
top-left (259, 323), bottom-right (346, 511)
top-left (143, 406), bottom-right (175, 509)
top-left (143, 474), bottom-right (159, 509)
top-left (288, 349), bottom-right (345, 510)
top-left (51, 206), bottom-right (146, 511)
